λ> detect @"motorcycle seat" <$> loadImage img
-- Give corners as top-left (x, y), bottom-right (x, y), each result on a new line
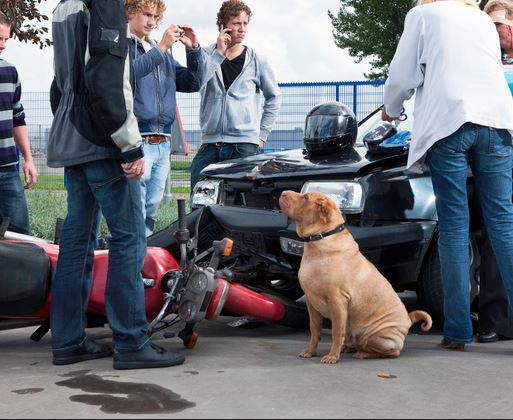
top-left (0, 241), bottom-right (52, 315)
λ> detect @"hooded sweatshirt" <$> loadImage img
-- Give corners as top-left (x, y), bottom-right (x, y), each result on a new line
top-left (198, 44), bottom-right (281, 145)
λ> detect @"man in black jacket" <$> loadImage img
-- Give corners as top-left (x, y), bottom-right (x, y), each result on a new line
top-left (48, 0), bottom-right (184, 370)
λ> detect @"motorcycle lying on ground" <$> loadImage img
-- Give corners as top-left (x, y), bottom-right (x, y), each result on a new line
top-left (0, 199), bottom-right (307, 348)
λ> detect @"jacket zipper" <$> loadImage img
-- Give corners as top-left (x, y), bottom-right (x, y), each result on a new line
top-left (221, 49), bottom-right (253, 136)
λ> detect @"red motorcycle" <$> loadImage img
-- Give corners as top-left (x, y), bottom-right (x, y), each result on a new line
top-left (0, 200), bottom-right (307, 348)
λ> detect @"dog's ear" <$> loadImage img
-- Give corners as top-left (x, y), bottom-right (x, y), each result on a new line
top-left (315, 197), bottom-right (331, 224)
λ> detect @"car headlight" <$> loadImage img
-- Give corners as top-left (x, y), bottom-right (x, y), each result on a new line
top-left (301, 181), bottom-right (365, 213)
top-left (191, 179), bottom-right (221, 208)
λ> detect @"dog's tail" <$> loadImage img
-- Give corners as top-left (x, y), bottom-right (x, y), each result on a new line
top-left (408, 310), bottom-right (432, 332)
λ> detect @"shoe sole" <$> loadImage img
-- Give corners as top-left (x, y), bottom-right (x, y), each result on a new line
top-left (53, 350), bottom-right (113, 366)
top-left (113, 358), bottom-right (185, 370)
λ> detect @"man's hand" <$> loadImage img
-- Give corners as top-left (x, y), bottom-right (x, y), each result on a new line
top-left (122, 157), bottom-right (145, 180)
top-left (158, 24), bottom-right (185, 52)
top-left (381, 107), bottom-right (399, 122)
top-left (216, 25), bottom-right (232, 55)
top-left (179, 24), bottom-right (199, 49)
top-left (22, 159), bottom-right (37, 189)
top-left (258, 139), bottom-right (264, 149)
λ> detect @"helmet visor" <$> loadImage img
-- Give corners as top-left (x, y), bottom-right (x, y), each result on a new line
top-left (304, 115), bottom-right (349, 141)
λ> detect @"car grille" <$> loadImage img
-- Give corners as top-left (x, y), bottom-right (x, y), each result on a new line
top-left (222, 181), bottom-right (303, 210)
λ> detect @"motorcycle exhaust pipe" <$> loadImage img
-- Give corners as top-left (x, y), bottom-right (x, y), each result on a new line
top-left (206, 279), bottom-right (286, 322)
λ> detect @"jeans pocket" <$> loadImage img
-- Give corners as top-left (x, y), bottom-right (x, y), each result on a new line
top-left (489, 128), bottom-right (513, 157)
top-left (89, 173), bottom-right (126, 191)
top-left (234, 143), bottom-right (258, 157)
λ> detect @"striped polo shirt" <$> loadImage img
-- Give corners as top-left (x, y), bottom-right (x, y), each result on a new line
top-left (0, 59), bottom-right (26, 168)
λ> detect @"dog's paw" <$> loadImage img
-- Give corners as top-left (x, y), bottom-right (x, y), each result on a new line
top-left (298, 349), bottom-right (316, 358)
top-left (320, 354), bottom-right (340, 364)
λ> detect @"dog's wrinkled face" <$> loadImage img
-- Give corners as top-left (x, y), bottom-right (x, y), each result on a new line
top-left (279, 190), bottom-right (342, 229)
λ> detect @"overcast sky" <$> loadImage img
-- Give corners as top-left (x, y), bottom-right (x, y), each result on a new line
top-left (3, 0), bottom-right (372, 92)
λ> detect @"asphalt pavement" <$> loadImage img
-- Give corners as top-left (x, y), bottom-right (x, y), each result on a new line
top-left (2, 293), bottom-right (513, 419)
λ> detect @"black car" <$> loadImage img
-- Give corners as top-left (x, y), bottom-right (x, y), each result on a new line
top-left (150, 101), bottom-right (482, 328)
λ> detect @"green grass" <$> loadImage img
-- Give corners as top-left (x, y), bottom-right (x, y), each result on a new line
top-left (25, 189), bottom-right (190, 241)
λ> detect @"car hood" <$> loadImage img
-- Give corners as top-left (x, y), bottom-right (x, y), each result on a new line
top-left (201, 146), bottom-right (407, 180)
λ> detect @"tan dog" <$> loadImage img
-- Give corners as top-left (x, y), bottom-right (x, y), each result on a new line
top-left (279, 190), bottom-right (432, 364)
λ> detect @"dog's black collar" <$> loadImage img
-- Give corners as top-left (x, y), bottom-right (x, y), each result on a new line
top-left (301, 223), bottom-right (346, 242)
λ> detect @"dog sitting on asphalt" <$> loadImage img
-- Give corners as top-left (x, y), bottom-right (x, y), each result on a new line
top-left (279, 190), bottom-right (432, 364)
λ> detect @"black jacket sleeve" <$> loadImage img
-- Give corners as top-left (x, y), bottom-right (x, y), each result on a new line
top-left (83, 0), bottom-right (143, 162)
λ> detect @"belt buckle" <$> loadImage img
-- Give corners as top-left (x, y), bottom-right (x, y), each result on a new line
top-left (146, 135), bottom-right (166, 145)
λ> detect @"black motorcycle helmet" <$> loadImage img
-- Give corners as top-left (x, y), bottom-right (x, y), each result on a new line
top-left (303, 102), bottom-right (358, 156)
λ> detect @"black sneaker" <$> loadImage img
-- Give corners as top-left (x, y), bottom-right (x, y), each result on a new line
top-left (53, 338), bottom-right (112, 365)
top-left (113, 343), bottom-right (185, 370)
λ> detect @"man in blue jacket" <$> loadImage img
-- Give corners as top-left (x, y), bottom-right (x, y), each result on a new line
top-left (190, 0), bottom-right (281, 190)
top-left (126, 0), bottom-right (203, 236)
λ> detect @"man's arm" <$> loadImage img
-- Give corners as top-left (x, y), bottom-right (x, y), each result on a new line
top-left (257, 54), bottom-right (281, 144)
top-left (84, 0), bottom-right (143, 165)
top-left (12, 71), bottom-right (37, 188)
top-left (13, 125), bottom-right (37, 189)
top-left (383, 8), bottom-right (425, 119)
top-left (175, 24), bottom-right (204, 92)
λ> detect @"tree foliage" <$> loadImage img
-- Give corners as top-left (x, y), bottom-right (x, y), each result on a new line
top-left (329, 0), bottom-right (491, 80)
top-left (329, 0), bottom-right (413, 80)
top-left (1, 0), bottom-right (50, 49)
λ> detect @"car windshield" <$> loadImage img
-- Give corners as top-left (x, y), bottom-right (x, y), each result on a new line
top-left (355, 98), bottom-right (414, 146)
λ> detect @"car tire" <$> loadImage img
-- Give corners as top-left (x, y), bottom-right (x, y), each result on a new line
top-left (259, 288), bottom-right (309, 329)
top-left (417, 238), bottom-right (444, 329)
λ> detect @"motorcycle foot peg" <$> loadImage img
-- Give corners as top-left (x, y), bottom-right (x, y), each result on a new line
top-left (178, 328), bottom-right (199, 349)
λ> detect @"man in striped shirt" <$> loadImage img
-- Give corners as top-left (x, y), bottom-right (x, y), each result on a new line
top-left (0, 11), bottom-right (37, 235)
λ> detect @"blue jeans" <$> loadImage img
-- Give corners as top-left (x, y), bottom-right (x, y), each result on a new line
top-left (190, 143), bottom-right (260, 189)
top-left (426, 123), bottom-right (513, 343)
top-left (140, 141), bottom-right (171, 236)
top-left (0, 169), bottom-right (31, 235)
top-left (51, 159), bottom-right (149, 355)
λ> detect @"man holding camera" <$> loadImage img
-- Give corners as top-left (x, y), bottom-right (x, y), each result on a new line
top-left (126, 0), bottom-right (203, 236)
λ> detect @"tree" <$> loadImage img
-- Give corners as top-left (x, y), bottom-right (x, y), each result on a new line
top-left (1, 0), bottom-right (50, 49)
top-left (329, 0), bottom-right (413, 80)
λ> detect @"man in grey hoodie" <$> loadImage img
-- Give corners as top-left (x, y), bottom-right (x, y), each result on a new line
top-left (190, 0), bottom-right (281, 190)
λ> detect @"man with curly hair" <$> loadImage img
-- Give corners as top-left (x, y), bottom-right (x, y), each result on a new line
top-left (126, 0), bottom-right (203, 236)
top-left (190, 0), bottom-right (281, 190)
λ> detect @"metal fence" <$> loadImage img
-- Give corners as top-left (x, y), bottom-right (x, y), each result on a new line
top-left (23, 81), bottom-right (385, 190)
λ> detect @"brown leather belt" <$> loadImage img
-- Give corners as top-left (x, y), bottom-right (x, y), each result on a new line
top-left (143, 134), bottom-right (170, 145)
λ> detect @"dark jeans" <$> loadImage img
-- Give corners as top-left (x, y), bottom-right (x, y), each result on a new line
top-left (0, 169), bottom-right (31, 235)
top-left (190, 143), bottom-right (260, 190)
top-left (478, 223), bottom-right (513, 338)
top-left (51, 159), bottom-right (149, 355)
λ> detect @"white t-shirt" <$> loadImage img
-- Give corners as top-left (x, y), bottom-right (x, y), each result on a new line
top-left (384, 1), bottom-right (513, 169)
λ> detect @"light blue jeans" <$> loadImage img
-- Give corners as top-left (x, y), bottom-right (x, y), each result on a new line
top-left (140, 141), bottom-right (171, 236)
top-left (51, 159), bottom-right (149, 355)
top-left (426, 123), bottom-right (513, 344)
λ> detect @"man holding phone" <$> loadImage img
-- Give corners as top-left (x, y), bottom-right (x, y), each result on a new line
top-left (190, 0), bottom-right (281, 190)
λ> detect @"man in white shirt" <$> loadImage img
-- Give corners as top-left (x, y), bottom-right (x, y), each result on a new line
top-left (382, 0), bottom-right (513, 351)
